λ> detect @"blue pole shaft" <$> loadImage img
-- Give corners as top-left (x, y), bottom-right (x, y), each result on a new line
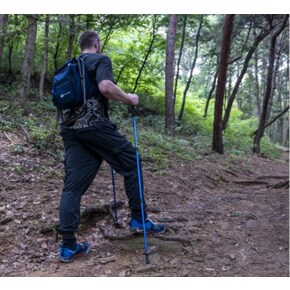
top-left (132, 115), bottom-right (150, 264)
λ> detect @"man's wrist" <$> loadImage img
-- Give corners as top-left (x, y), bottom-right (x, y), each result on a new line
top-left (124, 93), bottom-right (132, 104)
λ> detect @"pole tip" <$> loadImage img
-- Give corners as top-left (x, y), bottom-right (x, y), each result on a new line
top-left (114, 221), bottom-right (121, 228)
top-left (145, 253), bottom-right (150, 264)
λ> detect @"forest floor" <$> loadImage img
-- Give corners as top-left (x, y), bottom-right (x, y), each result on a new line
top-left (0, 129), bottom-right (289, 277)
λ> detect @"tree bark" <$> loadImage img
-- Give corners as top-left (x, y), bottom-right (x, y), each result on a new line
top-left (39, 15), bottom-right (50, 98)
top-left (173, 15), bottom-right (187, 107)
top-left (7, 15), bottom-right (19, 77)
top-left (253, 15), bottom-right (289, 154)
top-left (0, 14), bottom-right (9, 67)
top-left (165, 14), bottom-right (178, 134)
top-left (178, 15), bottom-right (203, 122)
top-left (266, 38), bottom-right (282, 123)
top-left (7, 40), bottom-right (13, 77)
top-left (254, 49), bottom-right (262, 118)
top-left (54, 17), bottom-right (62, 71)
top-left (212, 14), bottom-right (235, 154)
top-left (17, 15), bottom-right (38, 111)
top-left (204, 62), bottom-right (218, 118)
top-left (66, 15), bottom-right (75, 59)
top-left (253, 105), bottom-right (289, 135)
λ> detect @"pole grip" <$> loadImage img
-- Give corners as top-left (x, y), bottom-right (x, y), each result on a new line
top-left (130, 105), bottom-right (138, 117)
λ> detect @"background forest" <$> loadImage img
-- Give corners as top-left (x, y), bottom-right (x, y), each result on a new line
top-left (0, 14), bottom-right (289, 158)
top-left (0, 14), bottom-right (289, 278)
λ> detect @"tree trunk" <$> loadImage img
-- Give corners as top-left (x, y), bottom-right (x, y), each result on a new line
top-left (66, 15), bottom-right (75, 59)
top-left (254, 49), bottom-right (262, 118)
top-left (8, 40), bottom-right (13, 77)
top-left (173, 15), bottom-right (187, 106)
top-left (7, 15), bottom-right (18, 77)
top-left (222, 27), bottom-right (273, 130)
top-left (212, 14), bottom-right (235, 154)
top-left (39, 15), bottom-right (50, 98)
top-left (101, 24), bottom-right (114, 53)
top-left (253, 105), bottom-right (289, 135)
top-left (266, 39), bottom-right (282, 123)
top-left (115, 58), bottom-right (135, 84)
top-left (178, 15), bottom-right (203, 122)
top-left (0, 14), bottom-right (9, 67)
top-left (277, 74), bottom-right (283, 145)
top-left (165, 14), bottom-right (178, 134)
top-left (54, 17), bottom-right (62, 71)
top-left (17, 15), bottom-right (38, 111)
top-left (281, 60), bottom-right (289, 146)
top-left (253, 15), bottom-right (288, 154)
top-left (282, 113), bottom-right (289, 147)
top-left (204, 64), bottom-right (218, 118)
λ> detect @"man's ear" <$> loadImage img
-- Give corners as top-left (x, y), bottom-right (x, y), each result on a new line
top-left (93, 39), bottom-right (99, 52)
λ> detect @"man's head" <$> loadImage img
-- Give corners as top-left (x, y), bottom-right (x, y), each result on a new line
top-left (78, 31), bottom-right (102, 53)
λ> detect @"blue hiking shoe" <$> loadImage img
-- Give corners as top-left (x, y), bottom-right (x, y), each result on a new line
top-left (129, 218), bottom-right (166, 234)
top-left (59, 241), bottom-right (91, 263)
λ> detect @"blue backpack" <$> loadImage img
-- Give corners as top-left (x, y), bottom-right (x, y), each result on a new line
top-left (52, 57), bottom-right (93, 124)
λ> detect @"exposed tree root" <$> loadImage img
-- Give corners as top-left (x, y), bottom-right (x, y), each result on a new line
top-left (40, 202), bottom-right (123, 235)
top-left (270, 180), bottom-right (289, 189)
top-left (232, 180), bottom-right (269, 186)
top-left (99, 225), bottom-right (192, 246)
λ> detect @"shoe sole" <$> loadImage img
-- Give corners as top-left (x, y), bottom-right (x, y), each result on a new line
top-left (59, 244), bottom-right (91, 263)
top-left (130, 227), bottom-right (166, 235)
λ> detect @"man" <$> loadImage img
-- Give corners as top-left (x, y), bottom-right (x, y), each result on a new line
top-left (58, 30), bottom-right (165, 263)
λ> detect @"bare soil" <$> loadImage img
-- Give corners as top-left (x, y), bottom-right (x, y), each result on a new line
top-left (0, 130), bottom-right (289, 277)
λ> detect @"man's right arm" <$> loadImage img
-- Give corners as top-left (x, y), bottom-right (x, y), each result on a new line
top-left (98, 80), bottom-right (139, 106)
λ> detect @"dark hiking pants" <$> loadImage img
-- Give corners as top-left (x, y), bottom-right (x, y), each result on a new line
top-left (59, 120), bottom-right (146, 240)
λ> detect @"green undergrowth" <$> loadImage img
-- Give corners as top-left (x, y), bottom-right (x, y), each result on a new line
top-left (0, 90), bottom-right (281, 174)
top-left (0, 96), bottom-right (62, 159)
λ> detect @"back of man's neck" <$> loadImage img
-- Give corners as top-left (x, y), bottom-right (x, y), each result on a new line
top-left (82, 48), bottom-right (100, 54)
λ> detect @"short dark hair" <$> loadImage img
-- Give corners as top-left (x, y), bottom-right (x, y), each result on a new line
top-left (78, 31), bottom-right (100, 50)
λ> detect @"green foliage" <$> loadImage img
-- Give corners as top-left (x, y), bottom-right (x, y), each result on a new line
top-left (175, 94), bottom-right (214, 135)
top-left (172, 91), bottom-right (281, 157)
top-left (0, 14), bottom-right (287, 161)
top-left (0, 90), bottom-right (61, 152)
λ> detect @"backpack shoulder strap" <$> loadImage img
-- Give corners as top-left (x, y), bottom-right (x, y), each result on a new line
top-left (76, 57), bottom-right (87, 105)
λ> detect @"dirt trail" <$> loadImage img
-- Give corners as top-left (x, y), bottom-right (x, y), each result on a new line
top-left (0, 131), bottom-right (289, 277)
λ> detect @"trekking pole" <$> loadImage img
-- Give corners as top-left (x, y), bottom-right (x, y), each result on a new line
top-left (111, 167), bottom-right (120, 227)
top-left (131, 105), bottom-right (150, 264)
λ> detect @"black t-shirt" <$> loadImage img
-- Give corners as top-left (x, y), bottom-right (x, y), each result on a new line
top-left (82, 53), bottom-right (115, 85)
top-left (65, 53), bottom-right (115, 129)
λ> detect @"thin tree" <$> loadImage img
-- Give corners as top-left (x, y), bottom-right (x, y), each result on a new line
top-left (266, 34), bottom-right (284, 122)
top-left (253, 15), bottom-right (288, 154)
top-left (222, 18), bottom-right (275, 131)
top-left (132, 15), bottom-right (157, 94)
top-left (253, 105), bottom-right (289, 135)
top-left (100, 15), bottom-right (118, 53)
top-left (39, 15), bottom-right (50, 98)
top-left (204, 67), bottom-right (218, 118)
top-left (0, 14), bottom-right (9, 67)
top-left (17, 14), bottom-right (38, 111)
top-left (254, 50), bottom-right (262, 118)
top-left (178, 15), bottom-right (203, 122)
top-left (53, 16), bottom-right (62, 71)
top-left (204, 28), bottom-right (248, 119)
top-left (66, 15), bottom-right (75, 59)
top-left (173, 15), bottom-right (187, 107)
top-left (212, 14), bottom-right (235, 154)
top-left (165, 14), bottom-right (178, 134)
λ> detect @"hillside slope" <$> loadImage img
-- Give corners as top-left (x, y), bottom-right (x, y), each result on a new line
top-left (0, 130), bottom-right (289, 277)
